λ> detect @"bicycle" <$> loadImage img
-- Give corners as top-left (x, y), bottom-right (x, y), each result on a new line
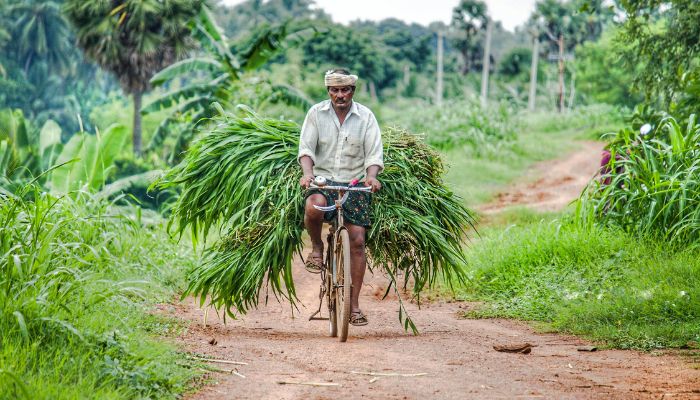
top-left (307, 176), bottom-right (371, 342)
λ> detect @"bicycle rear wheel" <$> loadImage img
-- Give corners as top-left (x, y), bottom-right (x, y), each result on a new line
top-left (335, 228), bottom-right (352, 342)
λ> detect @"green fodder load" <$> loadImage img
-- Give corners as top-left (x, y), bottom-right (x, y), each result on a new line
top-left (159, 106), bottom-right (475, 326)
top-left (577, 114), bottom-right (700, 245)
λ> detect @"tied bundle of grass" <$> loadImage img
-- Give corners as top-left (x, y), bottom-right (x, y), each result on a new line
top-left (158, 105), bottom-right (475, 329)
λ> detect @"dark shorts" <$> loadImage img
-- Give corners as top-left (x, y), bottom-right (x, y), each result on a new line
top-left (305, 179), bottom-right (372, 227)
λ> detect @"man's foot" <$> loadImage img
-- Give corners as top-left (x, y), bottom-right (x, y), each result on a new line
top-left (349, 310), bottom-right (368, 326)
top-left (304, 252), bottom-right (323, 274)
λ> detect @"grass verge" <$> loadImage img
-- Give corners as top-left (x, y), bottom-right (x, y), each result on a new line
top-left (455, 213), bottom-right (700, 350)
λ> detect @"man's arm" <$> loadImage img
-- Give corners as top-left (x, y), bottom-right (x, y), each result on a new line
top-left (364, 112), bottom-right (383, 192)
top-left (365, 165), bottom-right (382, 192)
top-left (298, 108), bottom-right (318, 188)
top-left (299, 155), bottom-right (315, 189)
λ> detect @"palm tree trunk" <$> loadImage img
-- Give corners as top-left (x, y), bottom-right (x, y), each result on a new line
top-left (132, 90), bottom-right (143, 156)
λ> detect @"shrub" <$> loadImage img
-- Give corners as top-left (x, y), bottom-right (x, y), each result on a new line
top-left (577, 113), bottom-right (700, 245)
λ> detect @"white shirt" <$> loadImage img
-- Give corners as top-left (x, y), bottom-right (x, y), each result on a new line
top-left (298, 100), bottom-right (384, 182)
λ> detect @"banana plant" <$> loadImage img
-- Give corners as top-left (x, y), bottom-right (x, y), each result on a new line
top-left (49, 124), bottom-right (128, 194)
top-left (141, 7), bottom-right (317, 161)
top-left (0, 109), bottom-right (63, 189)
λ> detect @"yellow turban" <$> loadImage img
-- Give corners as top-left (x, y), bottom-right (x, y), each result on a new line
top-left (324, 71), bottom-right (358, 87)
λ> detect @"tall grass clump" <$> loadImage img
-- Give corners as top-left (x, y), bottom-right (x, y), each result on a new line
top-left (0, 186), bottom-right (197, 399)
top-left (381, 98), bottom-right (517, 153)
top-left (578, 114), bottom-right (700, 245)
top-left (158, 105), bottom-right (475, 329)
top-left (458, 218), bottom-right (700, 349)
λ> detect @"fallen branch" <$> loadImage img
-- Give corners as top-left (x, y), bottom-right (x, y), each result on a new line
top-left (188, 356), bottom-right (248, 365)
top-left (276, 381), bottom-right (340, 387)
top-left (350, 371), bottom-right (428, 377)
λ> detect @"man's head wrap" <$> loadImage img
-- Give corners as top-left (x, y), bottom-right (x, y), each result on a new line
top-left (324, 70), bottom-right (358, 87)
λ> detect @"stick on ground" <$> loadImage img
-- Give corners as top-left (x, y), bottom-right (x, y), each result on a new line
top-left (350, 371), bottom-right (428, 377)
top-left (276, 381), bottom-right (341, 387)
top-left (188, 356), bottom-right (248, 365)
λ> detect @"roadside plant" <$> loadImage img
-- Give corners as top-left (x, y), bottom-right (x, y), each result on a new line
top-left (577, 113), bottom-right (700, 245)
top-left (0, 186), bottom-right (197, 397)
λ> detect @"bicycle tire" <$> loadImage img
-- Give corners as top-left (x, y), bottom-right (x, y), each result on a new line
top-left (336, 228), bottom-right (352, 342)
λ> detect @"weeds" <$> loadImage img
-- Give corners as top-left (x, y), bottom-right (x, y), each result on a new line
top-left (578, 113), bottom-right (700, 245)
top-left (0, 186), bottom-right (197, 399)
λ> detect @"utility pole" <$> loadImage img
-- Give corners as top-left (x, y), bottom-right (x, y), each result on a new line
top-left (480, 19), bottom-right (493, 108)
top-left (528, 37), bottom-right (539, 112)
top-left (436, 30), bottom-right (444, 105)
top-left (557, 34), bottom-right (565, 112)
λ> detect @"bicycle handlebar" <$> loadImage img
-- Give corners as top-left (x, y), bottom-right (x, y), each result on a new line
top-left (307, 183), bottom-right (372, 212)
top-left (309, 183), bottom-right (372, 192)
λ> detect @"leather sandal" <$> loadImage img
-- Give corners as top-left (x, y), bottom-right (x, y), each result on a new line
top-left (350, 310), bottom-right (368, 326)
top-left (304, 252), bottom-right (323, 274)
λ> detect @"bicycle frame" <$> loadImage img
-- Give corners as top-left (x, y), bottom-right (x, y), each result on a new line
top-left (307, 182), bottom-right (371, 331)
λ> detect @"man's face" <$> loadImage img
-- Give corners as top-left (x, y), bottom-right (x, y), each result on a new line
top-left (328, 85), bottom-right (354, 111)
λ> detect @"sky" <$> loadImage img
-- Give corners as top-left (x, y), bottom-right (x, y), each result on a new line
top-left (220, 0), bottom-right (537, 32)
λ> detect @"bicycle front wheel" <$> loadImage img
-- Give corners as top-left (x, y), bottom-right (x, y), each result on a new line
top-left (326, 269), bottom-right (337, 337)
top-left (335, 228), bottom-right (352, 342)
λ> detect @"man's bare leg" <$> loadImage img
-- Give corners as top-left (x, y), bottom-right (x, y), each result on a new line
top-left (304, 194), bottom-right (326, 261)
top-left (346, 223), bottom-right (367, 313)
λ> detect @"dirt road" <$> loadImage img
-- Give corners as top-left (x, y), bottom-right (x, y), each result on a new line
top-left (479, 141), bottom-right (604, 214)
top-left (171, 142), bottom-right (700, 399)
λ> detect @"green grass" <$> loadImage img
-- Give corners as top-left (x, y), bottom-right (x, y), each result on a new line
top-left (578, 113), bottom-right (700, 245)
top-left (0, 188), bottom-right (199, 399)
top-left (455, 215), bottom-right (700, 350)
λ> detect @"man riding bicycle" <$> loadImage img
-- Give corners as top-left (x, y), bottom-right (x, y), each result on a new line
top-left (298, 68), bottom-right (383, 327)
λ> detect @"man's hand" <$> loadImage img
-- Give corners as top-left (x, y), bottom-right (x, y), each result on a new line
top-left (365, 177), bottom-right (382, 193)
top-left (300, 175), bottom-right (315, 189)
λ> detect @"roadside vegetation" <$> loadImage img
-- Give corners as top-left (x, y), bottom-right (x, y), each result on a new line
top-left (0, 188), bottom-right (197, 399)
top-left (457, 214), bottom-right (700, 350)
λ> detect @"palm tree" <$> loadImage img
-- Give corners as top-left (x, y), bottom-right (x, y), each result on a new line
top-left (64, 0), bottom-right (205, 156)
top-left (7, 0), bottom-right (72, 75)
top-left (141, 9), bottom-right (317, 163)
top-left (450, 0), bottom-right (489, 74)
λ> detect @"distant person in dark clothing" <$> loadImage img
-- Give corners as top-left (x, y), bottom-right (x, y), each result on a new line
top-left (599, 123), bottom-right (652, 187)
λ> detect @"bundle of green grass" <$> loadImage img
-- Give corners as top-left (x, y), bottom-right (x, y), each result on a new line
top-left (159, 106), bottom-right (475, 325)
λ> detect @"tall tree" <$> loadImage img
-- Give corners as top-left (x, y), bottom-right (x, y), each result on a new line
top-left (528, 0), bottom-right (613, 111)
top-left (450, 0), bottom-right (488, 74)
top-left (616, 0), bottom-right (700, 113)
top-left (64, 0), bottom-right (206, 156)
top-left (6, 0), bottom-right (72, 75)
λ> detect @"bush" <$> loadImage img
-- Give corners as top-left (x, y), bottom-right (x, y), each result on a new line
top-left (381, 98), bottom-right (518, 153)
top-left (578, 113), bottom-right (700, 245)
